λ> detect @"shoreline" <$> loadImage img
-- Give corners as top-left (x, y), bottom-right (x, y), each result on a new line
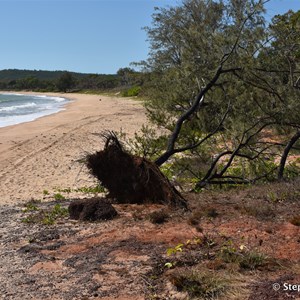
top-left (0, 91), bottom-right (76, 152)
top-left (0, 91), bottom-right (71, 129)
top-left (0, 92), bottom-right (147, 204)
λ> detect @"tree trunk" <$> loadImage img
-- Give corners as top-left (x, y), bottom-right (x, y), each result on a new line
top-left (278, 130), bottom-right (300, 180)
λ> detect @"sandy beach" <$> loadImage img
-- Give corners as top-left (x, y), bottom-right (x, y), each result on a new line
top-left (0, 92), bottom-right (147, 204)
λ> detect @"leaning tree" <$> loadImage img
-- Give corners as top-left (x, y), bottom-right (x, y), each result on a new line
top-left (133, 0), bottom-right (300, 187)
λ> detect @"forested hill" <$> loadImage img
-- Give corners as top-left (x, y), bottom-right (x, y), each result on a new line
top-left (0, 69), bottom-right (94, 81)
top-left (0, 69), bottom-right (121, 92)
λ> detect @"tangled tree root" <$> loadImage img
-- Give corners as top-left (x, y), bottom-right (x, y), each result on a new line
top-left (86, 132), bottom-right (188, 209)
top-left (69, 198), bottom-right (118, 221)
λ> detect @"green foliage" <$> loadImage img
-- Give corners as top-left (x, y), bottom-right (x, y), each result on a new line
top-left (43, 190), bottom-right (49, 196)
top-left (56, 188), bottom-right (72, 193)
top-left (266, 184), bottom-right (300, 203)
top-left (117, 67), bottom-right (143, 87)
top-left (160, 162), bottom-right (176, 180)
top-left (42, 204), bottom-right (69, 225)
top-left (23, 201), bottom-right (39, 212)
top-left (166, 243), bottom-right (185, 257)
top-left (219, 240), bottom-right (267, 270)
top-left (74, 185), bottom-right (106, 193)
top-left (219, 240), bottom-right (240, 263)
top-left (243, 203), bottom-right (275, 220)
top-left (131, 0), bottom-right (300, 188)
top-left (126, 125), bottom-right (168, 160)
top-left (0, 69), bottom-right (125, 92)
top-left (121, 86), bottom-right (141, 97)
top-left (56, 72), bottom-right (76, 92)
top-left (170, 270), bottom-right (227, 299)
top-left (21, 203), bottom-right (69, 225)
top-left (55, 185), bottom-right (106, 194)
top-left (239, 251), bottom-right (267, 270)
top-left (53, 193), bottom-right (66, 201)
top-left (165, 238), bottom-right (203, 268)
top-left (267, 190), bottom-right (289, 203)
top-left (284, 161), bottom-right (300, 179)
top-left (21, 215), bottom-right (37, 224)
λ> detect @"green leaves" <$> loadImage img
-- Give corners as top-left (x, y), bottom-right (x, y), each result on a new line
top-left (136, 1), bottom-right (300, 186)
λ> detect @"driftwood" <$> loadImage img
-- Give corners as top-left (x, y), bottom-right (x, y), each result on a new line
top-left (86, 132), bottom-right (188, 209)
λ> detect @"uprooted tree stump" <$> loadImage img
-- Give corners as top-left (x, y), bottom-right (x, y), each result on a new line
top-left (69, 198), bottom-right (118, 221)
top-left (85, 132), bottom-right (188, 209)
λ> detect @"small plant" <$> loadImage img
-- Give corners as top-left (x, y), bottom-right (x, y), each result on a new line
top-left (267, 191), bottom-right (283, 203)
top-left (21, 215), bottom-right (36, 224)
top-left (23, 202), bottom-right (39, 212)
top-left (42, 204), bottom-right (69, 225)
top-left (43, 190), bottom-right (49, 195)
top-left (243, 203), bottom-right (275, 220)
top-left (53, 193), bottom-right (66, 201)
top-left (165, 238), bottom-right (202, 268)
top-left (219, 240), bottom-right (267, 270)
top-left (239, 251), bottom-right (267, 270)
top-left (121, 86), bottom-right (141, 97)
top-left (55, 185), bottom-right (106, 194)
top-left (166, 243), bottom-right (185, 257)
top-left (56, 187), bottom-right (72, 193)
top-left (75, 185), bottom-right (106, 194)
top-left (169, 270), bottom-right (227, 299)
top-left (21, 203), bottom-right (68, 225)
top-left (219, 240), bottom-right (240, 263)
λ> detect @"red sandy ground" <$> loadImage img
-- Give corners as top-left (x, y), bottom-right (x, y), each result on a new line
top-left (1, 179), bottom-right (300, 299)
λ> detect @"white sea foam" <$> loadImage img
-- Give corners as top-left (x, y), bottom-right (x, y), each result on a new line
top-left (0, 108), bottom-right (66, 128)
top-left (0, 93), bottom-right (24, 96)
top-left (0, 93), bottom-right (69, 128)
top-left (33, 95), bottom-right (67, 102)
top-left (0, 102), bottom-right (37, 112)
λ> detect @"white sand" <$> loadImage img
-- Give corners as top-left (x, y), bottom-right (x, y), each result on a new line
top-left (0, 92), bottom-right (147, 204)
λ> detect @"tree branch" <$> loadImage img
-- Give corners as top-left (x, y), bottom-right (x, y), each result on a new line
top-left (278, 130), bottom-right (300, 180)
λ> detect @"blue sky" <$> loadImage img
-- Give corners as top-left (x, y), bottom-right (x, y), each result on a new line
top-left (0, 0), bottom-right (299, 74)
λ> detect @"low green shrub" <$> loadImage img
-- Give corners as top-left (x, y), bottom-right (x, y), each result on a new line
top-left (122, 86), bottom-right (141, 97)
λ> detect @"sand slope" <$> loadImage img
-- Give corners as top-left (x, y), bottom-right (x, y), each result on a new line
top-left (0, 93), bottom-right (147, 204)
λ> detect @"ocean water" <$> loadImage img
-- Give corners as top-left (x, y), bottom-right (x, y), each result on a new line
top-left (0, 93), bottom-right (69, 128)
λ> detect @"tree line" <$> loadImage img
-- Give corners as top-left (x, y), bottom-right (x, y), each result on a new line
top-left (0, 68), bottom-right (141, 93)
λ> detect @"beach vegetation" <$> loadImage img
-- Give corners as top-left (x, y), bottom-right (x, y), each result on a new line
top-left (121, 85), bottom-right (141, 97)
top-left (42, 204), bottom-right (69, 225)
top-left (74, 185), bottom-right (106, 194)
top-left (129, 1), bottom-right (300, 190)
top-left (55, 185), bottom-right (106, 194)
top-left (23, 202), bottom-right (39, 212)
top-left (43, 189), bottom-right (49, 195)
top-left (21, 203), bottom-right (69, 225)
top-left (168, 269), bottom-right (227, 299)
top-left (53, 193), bottom-right (66, 201)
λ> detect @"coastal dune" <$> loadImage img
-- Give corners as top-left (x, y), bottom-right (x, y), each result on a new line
top-left (0, 93), bottom-right (147, 204)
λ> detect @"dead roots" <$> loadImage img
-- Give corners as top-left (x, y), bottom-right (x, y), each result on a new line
top-left (86, 132), bottom-right (187, 209)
